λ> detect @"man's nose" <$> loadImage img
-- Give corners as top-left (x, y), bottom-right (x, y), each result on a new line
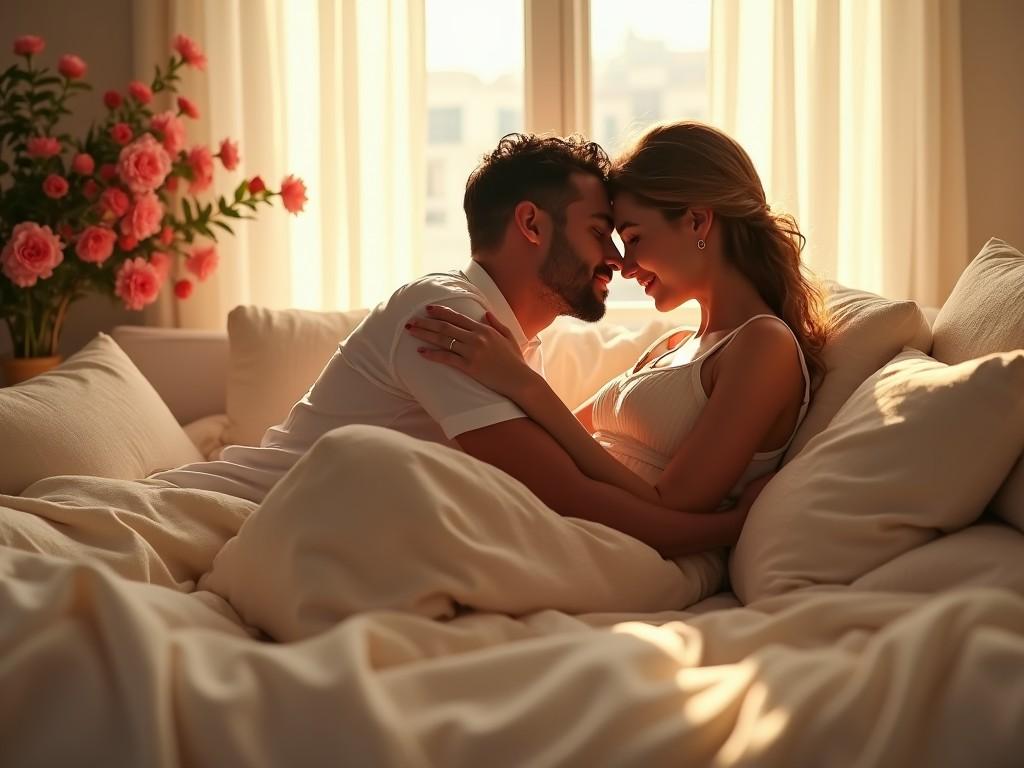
top-left (604, 241), bottom-right (623, 271)
top-left (620, 255), bottom-right (637, 279)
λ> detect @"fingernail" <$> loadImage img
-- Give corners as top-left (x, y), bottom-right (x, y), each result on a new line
top-left (425, 305), bottom-right (435, 310)
top-left (404, 323), bottom-right (411, 329)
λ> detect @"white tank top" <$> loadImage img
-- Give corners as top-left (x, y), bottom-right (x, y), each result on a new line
top-left (590, 314), bottom-right (811, 508)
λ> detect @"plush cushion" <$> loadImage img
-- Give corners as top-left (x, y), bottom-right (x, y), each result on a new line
top-left (932, 237), bottom-right (1024, 364)
top-left (0, 333), bottom-right (202, 495)
top-left (991, 458), bottom-right (1024, 533)
top-left (538, 315), bottom-right (679, 408)
top-left (224, 306), bottom-right (369, 446)
top-left (730, 348), bottom-right (1024, 603)
top-left (782, 282), bottom-right (932, 464)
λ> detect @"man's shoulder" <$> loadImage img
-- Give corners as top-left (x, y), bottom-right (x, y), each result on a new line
top-left (386, 271), bottom-right (487, 315)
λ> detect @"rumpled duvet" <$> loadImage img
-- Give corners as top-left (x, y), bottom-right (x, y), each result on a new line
top-left (2, 424), bottom-right (1023, 767)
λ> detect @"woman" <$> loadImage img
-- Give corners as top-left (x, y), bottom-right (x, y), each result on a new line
top-left (407, 121), bottom-right (830, 516)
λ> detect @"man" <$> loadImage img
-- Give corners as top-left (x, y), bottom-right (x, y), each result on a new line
top-left (155, 133), bottom-right (745, 556)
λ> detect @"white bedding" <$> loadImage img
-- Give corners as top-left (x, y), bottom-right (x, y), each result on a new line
top-left (1, 425), bottom-right (1023, 766)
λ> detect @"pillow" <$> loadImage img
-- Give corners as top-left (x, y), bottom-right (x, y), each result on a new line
top-left (539, 315), bottom-right (679, 408)
top-left (730, 348), bottom-right (1024, 603)
top-left (782, 282), bottom-right (932, 464)
top-left (991, 458), bottom-right (1024, 533)
top-left (0, 333), bottom-right (202, 495)
top-left (932, 237), bottom-right (1024, 364)
top-left (224, 306), bottom-right (369, 446)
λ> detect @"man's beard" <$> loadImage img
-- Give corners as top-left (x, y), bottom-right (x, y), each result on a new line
top-left (538, 225), bottom-right (610, 322)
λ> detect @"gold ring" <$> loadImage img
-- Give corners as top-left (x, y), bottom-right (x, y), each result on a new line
top-left (448, 337), bottom-right (457, 352)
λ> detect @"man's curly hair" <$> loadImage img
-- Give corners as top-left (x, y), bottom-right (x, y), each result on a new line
top-left (463, 133), bottom-right (610, 252)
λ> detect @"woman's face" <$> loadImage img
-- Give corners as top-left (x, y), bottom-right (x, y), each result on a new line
top-left (612, 192), bottom-right (705, 311)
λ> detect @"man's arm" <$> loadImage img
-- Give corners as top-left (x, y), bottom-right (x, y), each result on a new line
top-left (456, 418), bottom-right (747, 558)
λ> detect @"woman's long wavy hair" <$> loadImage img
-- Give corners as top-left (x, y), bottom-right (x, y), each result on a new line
top-left (609, 121), bottom-right (831, 388)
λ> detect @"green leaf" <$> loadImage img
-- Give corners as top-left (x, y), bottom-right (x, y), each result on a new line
top-left (181, 198), bottom-right (193, 223)
top-left (212, 220), bottom-right (234, 236)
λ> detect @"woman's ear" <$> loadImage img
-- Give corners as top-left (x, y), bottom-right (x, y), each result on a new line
top-left (689, 207), bottom-right (714, 240)
top-left (513, 201), bottom-right (545, 246)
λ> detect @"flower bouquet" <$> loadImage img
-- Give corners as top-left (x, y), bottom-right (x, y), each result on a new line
top-left (0, 33), bottom-right (307, 381)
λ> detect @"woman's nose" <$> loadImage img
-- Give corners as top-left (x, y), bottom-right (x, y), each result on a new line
top-left (620, 255), bottom-right (637, 279)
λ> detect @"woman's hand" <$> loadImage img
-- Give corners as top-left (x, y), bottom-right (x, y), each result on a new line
top-left (406, 304), bottom-right (536, 400)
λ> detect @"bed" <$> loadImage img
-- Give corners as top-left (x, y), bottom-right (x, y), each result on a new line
top-left (1, 238), bottom-right (1022, 767)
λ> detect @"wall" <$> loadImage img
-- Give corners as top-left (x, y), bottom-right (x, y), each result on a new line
top-left (0, 0), bottom-right (1021, 360)
top-left (960, 0), bottom-right (1024, 258)
top-left (0, 0), bottom-right (140, 359)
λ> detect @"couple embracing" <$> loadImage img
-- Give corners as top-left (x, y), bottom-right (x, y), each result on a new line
top-left (155, 121), bottom-right (830, 560)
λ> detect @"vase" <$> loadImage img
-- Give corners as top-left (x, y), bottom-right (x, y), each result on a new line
top-left (1, 355), bottom-right (62, 386)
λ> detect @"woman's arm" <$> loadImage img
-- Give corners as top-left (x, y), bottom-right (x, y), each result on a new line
top-left (407, 305), bottom-right (662, 503)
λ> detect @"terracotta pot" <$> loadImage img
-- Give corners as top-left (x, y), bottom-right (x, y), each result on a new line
top-left (1, 355), bottom-right (62, 386)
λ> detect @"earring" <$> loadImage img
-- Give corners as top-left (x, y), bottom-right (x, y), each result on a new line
top-left (697, 239), bottom-right (706, 250)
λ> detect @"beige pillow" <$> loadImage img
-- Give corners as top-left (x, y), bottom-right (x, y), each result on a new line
top-left (730, 348), bottom-right (1024, 603)
top-left (0, 334), bottom-right (202, 494)
top-left (539, 315), bottom-right (679, 408)
top-left (991, 458), bottom-right (1024, 533)
top-left (782, 282), bottom-right (932, 463)
top-left (224, 306), bottom-right (369, 446)
top-left (932, 237), bottom-right (1024, 364)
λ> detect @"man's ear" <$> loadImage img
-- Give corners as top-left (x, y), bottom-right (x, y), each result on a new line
top-left (513, 201), bottom-right (545, 246)
top-left (689, 207), bottom-right (714, 240)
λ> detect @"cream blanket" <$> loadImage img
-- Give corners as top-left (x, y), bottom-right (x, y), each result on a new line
top-left (1, 425), bottom-right (1023, 766)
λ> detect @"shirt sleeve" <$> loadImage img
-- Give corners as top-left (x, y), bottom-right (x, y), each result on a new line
top-left (391, 295), bottom-right (528, 439)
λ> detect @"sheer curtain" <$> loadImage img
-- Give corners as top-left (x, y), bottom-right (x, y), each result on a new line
top-left (710, 0), bottom-right (968, 306)
top-left (135, 0), bottom-right (425, 329)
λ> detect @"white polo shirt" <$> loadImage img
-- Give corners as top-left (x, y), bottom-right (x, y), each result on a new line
top-left (151, 262), bottom-right (543, 502)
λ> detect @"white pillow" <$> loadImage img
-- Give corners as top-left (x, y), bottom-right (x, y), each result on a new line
top-left (932, 237), bottom-right (1024, 364)
top-left (730, 348), bottom-right (1024, 603)
top-left (224, 306), bottom-right (369, 446)
top-left (0, 334), bottom-right (202, 494)
top-left (782, 282), bottom-right (932, 463)
top-left (539, 315), bottom-right (679, 408)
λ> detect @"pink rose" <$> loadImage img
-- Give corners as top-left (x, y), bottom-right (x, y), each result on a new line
top-left (99, 163), bottom-right (118, 182)
top-left (58, 224), bottom-right (74, 242)
top-left (119, 191), bottom-right (164, 242)
top-left (165, 175), bottom-right (179, 192)
top-left (75, 226), bottom-right (117, 264)
top-left (174, 279), bottom-right (193, 299)
top-left (13, 36), bottom-right (44, 57)
top-left (218, 138), bottom-right (240, 171)
top-left (103, 90), bottom-right (122, 109)
top-left (110, 123), bottom-right (134, 145)
top-left (280, 175), bottom-right (308, 214)
top-left (42, 174), bottom-right (69, 199)
top-left (149, 111), bottom-right (186, 156)
top-left (128, 80), bottom-right (153, 104)
top-left (248, 176), bottom-right (266, 194)
top-left (1, 222), bottom-right (63, 287)
top-left (100, 187), bottom-right (131, 218)
top-left (118, 234), bottom-right (138, 252)
top-left (58, 54), bottom-right (86, 79)
top-left (115, 257), bottom-right (161, 310)
top-left (159, 226), bottom-right (174, 246)
top-left (26, 136), bottom-right (60, 159)
top-left (185, 245), bottom-right (218, 281)
top-left (187, 145), bottom-right (214, 194)
top-left (173, 34), bottom-right (207, 70)
top-left (82, 179), bottom-right (100, 200)
top-left (149, 250), bottom-right (172, 279)
top-left (177, 96), bottom-right (200, 120)
top-left (71, 153), bottom-right (95, 175)
top-left (117, 134), bottom-right (171, 195)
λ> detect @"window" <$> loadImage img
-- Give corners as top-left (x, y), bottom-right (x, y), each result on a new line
top-left (428, 107), bottom-right (463, 144)
top-left (424, 0), bottom-right (524, 275)
top-left (422, 0), bottom-right (708, 320)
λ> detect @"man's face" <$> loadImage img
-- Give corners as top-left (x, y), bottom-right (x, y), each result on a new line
top-left (538, 173), bottom-right (621, 322)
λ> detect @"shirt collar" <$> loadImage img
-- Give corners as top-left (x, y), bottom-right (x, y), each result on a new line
top-left (461, 261), bottom-right (541, 352)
